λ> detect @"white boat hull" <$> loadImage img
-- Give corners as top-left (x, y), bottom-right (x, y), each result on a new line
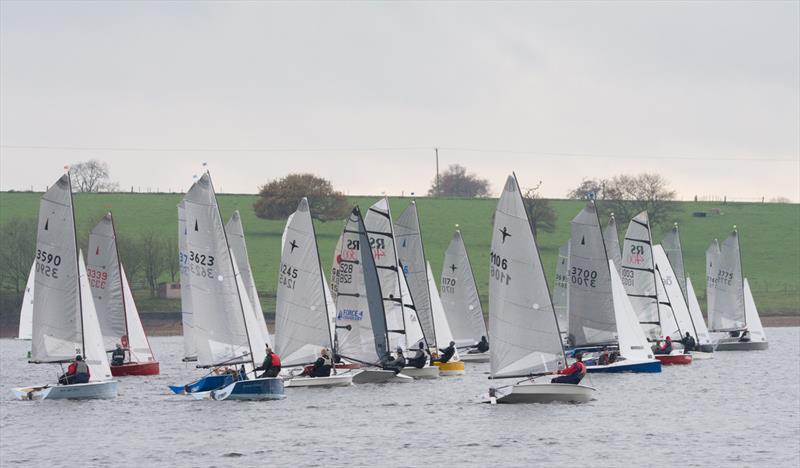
top-left (12, 380), bottom-right (118, 401)
top-left (460, 352), bottom-right (490, 363)
top-left (492, 381), bottom-right (595, 404)
top-left (713, 337), bottom-right (769, 351)
top-left (285, 373), bottom-right (354, 388)
top-left (400, 365), bottom-right (440, 379)
top-left (352, 369), bottom-right (413, 384)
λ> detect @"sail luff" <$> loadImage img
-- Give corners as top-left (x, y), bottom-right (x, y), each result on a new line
top-left (17, 262), bottom-right (35, 340)
top-left (67, 174), bottom-right (86, 356)
top-left (440, 230), bottom-right (486, 346)
top-left (177, 201), bottom-right (196, 360)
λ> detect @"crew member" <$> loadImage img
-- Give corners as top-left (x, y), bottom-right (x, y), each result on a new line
top-left (682, 332), bottom-right (697, 353)
top-left (381, 348), bottom-right (406, 374)
top-left (111, 343), bottom-right (126, 366)
top-left (474, 336), bottom-right (489, 353)
top-left (59, 355), bottom-right (91, 385)
top-left (551, 352), bottom-right (586, 385)
top-left (406, 342), bottom-right (430, 369)
top-left (305, 348), bottom-right (333, 378)
top-left (655, 336), bottom-right (673, 355)
top-left (255, 345), bottom-right (281, 378)
top-left (433, 341), bottom-right (456, 364)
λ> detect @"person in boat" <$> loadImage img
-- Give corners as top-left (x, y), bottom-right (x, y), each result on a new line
top-left (598, 346), bottom-right (610, 365)
top-left (551, 352), bottom-right (586, 385)
top-left (682, 332), bottom-right (697, 353)
top-left (381, 348), bottom-right (406, 374)
top-left (302, 348), bottom-right (333, 378)
top-left (238, 365), bottom-right (248, 381)
top-left (255, 346), bottom-right (281, 378)
top-left (433, 341), bottom-right (457, 364)
top-left (654, 336), bottom-right (673, 355)
top-left (111, 343), bottom-right (126, 366)
top-left (469, 336), bottom-right (489, 354)
top-left (58, 355), bottom-right (90, 385)
top-left (406, 342), bottom-right (430, 369)
top-left (739, 330), bottom-right (751, 342)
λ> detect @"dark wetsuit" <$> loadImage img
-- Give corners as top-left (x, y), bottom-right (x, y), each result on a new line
top-left (381, 354), bottom-right (406, 374)
top-left (475, 338), bottom-right (489, 353)
top-left (406, 349), bottom-right (429, 369)
top-left (255, 352), bottom-right (281, 378)
top-left (111, 348), bottom-right (125, 366)
top-left (309, 356), bottom-right (332, 377)
top-left (434, 345), bottom-right (456, 364)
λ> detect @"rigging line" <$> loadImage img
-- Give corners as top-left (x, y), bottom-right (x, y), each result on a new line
top-left (436, 147), bottom-right (798, 163)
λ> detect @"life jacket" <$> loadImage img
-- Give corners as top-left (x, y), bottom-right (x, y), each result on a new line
top-left (270, 353), bottom-right (281, 368)
top-left (576, 361), bottom-right (587, 376)
top-left (321, 355), bottom-right (332, 367)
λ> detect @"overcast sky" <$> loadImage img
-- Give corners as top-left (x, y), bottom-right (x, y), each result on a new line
top-left (1, 1), bottom-right (798, 200)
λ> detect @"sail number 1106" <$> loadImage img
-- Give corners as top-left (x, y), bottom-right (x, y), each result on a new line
top-left (490, 251), bottom-right (511, 285)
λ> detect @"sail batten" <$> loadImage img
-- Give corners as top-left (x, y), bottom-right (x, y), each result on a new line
top-left (620, 211), bottom-right (661, 339)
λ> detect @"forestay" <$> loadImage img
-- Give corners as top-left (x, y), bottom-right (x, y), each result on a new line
top-left (552, 242), bottom-right (570, 334)
top-left (178, 201), bottom-right (196, 360)
top-left (395, 201), bottom-right (436, 348)
top-left (490, 175), bottom-right (564, 379)
top-left (662, 224), bottom-right (687, 299)
top-left (568, 202), bottom-right (616, 347)
top-left (274, 198), bottom-right (335, 367)
top-left (334, 207), bottom-right (390, 364)
top-left (17, 263), bottom-right (34, 340)
top-left (620, 212), bottom-right (660, 339)
top-left (604, 214), bottom-right (622, 274)
top-left (183, 173), bottom-right (253, 367)
top-left (364, 198), bottom-right (408, 351)
top-left (706, 231), bottom-right (745, 331)
top-left (440, 230), bottom-right (486, 347)
top-left (226, 210), bottom-right (271, 346)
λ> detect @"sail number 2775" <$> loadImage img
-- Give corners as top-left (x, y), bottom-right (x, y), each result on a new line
top-left (490, 251), bottom-right (511, 286)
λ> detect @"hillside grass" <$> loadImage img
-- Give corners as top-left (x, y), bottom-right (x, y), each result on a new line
top-left (1, 191), bottom-right (798, 315)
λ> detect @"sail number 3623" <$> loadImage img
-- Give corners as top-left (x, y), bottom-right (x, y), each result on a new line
top-left (490, 251), bottom-right (511, 285)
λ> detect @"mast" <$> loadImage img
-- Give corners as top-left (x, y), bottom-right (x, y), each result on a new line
top-left (109, 212), bottom-right (130, 346)
top-left (67, 171), bottom-right (86, 356)
top-left (672, 223), bottom-right (700, 339)
top-left (309, 198), bottom-right (336, 355)
top-left (513, 173), bottom-right (567, 366)
top-left (735, 226), bottom-right (746, 328)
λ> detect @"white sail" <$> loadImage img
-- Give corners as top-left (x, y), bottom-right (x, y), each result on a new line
top-left (490, 175), bottom-right (564, 379)
top-left (17, 262), bottom-right (35, 340)
top-left (78, 251), bottom-right (114, 381)
top-left (427, 261), bottom-right (458, 360)
top-left (178, 201), bottom-right (196, 360)
top-left (329, 231), bottom-right (344, 302)
top-left (31, 175), bottom-right (82, 364)
top-left (743, 278), bottom-right (767, 344)
top-left (620, 211), bottom-right (661, 339)
top-left (440, 230), bottom-right (486, 347)
top-left (399, 266), bottom-right (425, 350)
top-left (604, 214), bottom-right (622, 274)
top-left (395, 201), bottom-right (436, 347)
top-left (226, 210), bottom-right (271, 346)
top-left (232, 250), bottom-right (267, 369)
top-left (654, 245), bottom-right (696, 342)
top-left (323, 277), bottom-right (337, 347)
top-left (706, 231), bottom-right (745, 331)
top-left (655, 266), bottom-right (683, 340)
top-left (685, 277), bottom-right (712, 346)
top-left (87, 213), bottom-right (129, 352)
top-left (552, 242), bottom-right (570, 333)
top-left (334, 207), bottom-right (390, 363)
top-left (662, 224), bottom-right (687, 300)
top-left (364, 198), bottom-right (408, 351)
top-left (274, 198), bottom-right (334, 367)
top-left (567, 202), bottom-right (616, 347)
top-left (183, 173), bottom-right (252, 367)
top-left (120, 265), bottom-right (155, 363)
top-left (609, 260), bottom-right (654, 362)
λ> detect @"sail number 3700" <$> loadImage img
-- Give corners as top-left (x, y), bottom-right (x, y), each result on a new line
top-left (570, 267), bottom-right (598, 287)
top-left (490, 251), bottom-right (511, 285)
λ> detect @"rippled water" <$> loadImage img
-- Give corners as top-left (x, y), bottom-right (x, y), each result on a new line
top-left (1, 328), bottom-right (798, 467)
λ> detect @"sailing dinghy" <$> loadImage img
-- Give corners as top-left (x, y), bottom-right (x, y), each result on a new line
top-left (13, 174), bottom-right (117, 400)
top-left (17, 262), bottom-right (34, 341)
top-left (88, 213), bottom-right (159, 375)
top-left (171, 173), bottom-right (284, 400)
top-left (568, 203), bottom-right (661, 373)
top-left (706, 229), bottom-right (768, 351)
top-left (334, 207), bottom-right (412, 384)
top-left (275, 198), bottom-right (354, 388)
top-left (488, 175), bottom-right (595, 404)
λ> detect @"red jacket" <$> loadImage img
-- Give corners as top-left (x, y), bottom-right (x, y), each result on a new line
top-left (67, 361), bottom-right (90, 378)
top-left (559, 361), bottom-right (586, 376)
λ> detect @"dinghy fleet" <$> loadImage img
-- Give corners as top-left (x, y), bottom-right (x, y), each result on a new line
top-left (14, 171), bottom-right (769, 404)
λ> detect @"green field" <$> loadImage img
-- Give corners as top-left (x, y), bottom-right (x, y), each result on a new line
top-left (1, 191), bottom-right (798, 316)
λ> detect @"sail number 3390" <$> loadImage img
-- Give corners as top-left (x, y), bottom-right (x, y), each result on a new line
top-left (490, 251), bottom-right (511, 285)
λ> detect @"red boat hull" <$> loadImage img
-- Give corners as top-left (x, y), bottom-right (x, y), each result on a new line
top-left (111, 361), bottom-right (160, 376)
top-left (335, 362), bottom-right (361, 370)
top-left (655, 354), bottom-right (693, 365)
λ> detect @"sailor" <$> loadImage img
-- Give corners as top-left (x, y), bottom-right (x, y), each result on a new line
top-left (111, 343), bottom-right (126, 366)
top-left (306, 348), bottom-right (333, 378)
top-left (433, 341), bottom-right (456, 364)
top-left (406, 342), bottom-right (430, 369)
top-left (381, 348), bottom-right (406, 374)
top-left (238, 365), bottom-right (248, 381)
top-left (255, 345), bottom-right (282, 378)
top-left (739, 330), bottom-right (751, 343)
top-left (682, 332), bottom-right (697, 353)
top-left (655, 336), bottom-right (673, 355)
top-left (59, 355), bottom-right (91, 385)
top-left (598, 346), bottom-right (610, 365)
top-left (474, 335), bottom-right (490, 353)
top-left (550, 352), bottom-right (586, 385)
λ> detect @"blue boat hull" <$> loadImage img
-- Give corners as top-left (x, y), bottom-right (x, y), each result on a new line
top-left (587, 360), bottom-right (661, 373)
top-left (168, 375), bottom-right (233, 394)
top-left (209, 378), bottom-right (285, 401)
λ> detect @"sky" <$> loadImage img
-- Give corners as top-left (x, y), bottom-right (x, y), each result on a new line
top-left (1, 1), bottom-right (798, 201)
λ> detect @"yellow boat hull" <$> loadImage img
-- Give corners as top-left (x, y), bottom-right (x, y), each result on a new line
top-left (433, 360), bottom-right (466, 376)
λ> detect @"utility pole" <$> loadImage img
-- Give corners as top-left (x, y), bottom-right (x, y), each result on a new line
top-left (435, 147), bottom-right (440, 196)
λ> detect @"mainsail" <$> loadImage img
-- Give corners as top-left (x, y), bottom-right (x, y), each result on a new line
top-left (274, 198), bottom-right (335, 367)
top-left (489, 175), bottom-right (564, 379)
top-left (440, 230), bottom-right (486, 347)
top-left (706, 230), bottom-right (746, 331)
top-left (609, 260), bottom-right (654, 362)
top-left (17, 262), bottom-right (35, 340)
top-left (395, 201), bottom-right (436, 348)
top-left (427, 261), bottom-right (458, 359)
top-left (604, 214), bottom-right (622, 273)
top-left (334, 207), bottom-right (389, 363)
top-left (226, 210), bottom-right (271, 346)
top-left (567, 202), bottom-right (616, 347)
top-left (620, 211), bottom-right (660, 339)
top-left (178, 201), bottom-right (196, 360)
top-left (553, 242), bottom-right (570, 333)
top-left (653, 245), bottom-right (697, 342)
top-left (662, 223), bottom-right (687, 299)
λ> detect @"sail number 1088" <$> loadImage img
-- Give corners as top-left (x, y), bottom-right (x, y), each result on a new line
top-left (490, 251), bottom-right (511, 285)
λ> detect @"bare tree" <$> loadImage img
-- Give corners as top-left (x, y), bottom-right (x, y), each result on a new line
top-left (522, 182), bottom-right (557, 238)
top-left (600, 173), bottom-right (678, 227)
top-left (71, 160), bottom-right (119, 192)
top-left (428, 164), bottom-right (491, 197)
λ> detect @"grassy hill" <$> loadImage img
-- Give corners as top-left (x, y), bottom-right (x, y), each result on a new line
top-left (1, 191), bottom-right (798, 317)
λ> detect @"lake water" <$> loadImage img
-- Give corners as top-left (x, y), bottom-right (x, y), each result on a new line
top-left (1, 328), bottom-right (798, 467)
